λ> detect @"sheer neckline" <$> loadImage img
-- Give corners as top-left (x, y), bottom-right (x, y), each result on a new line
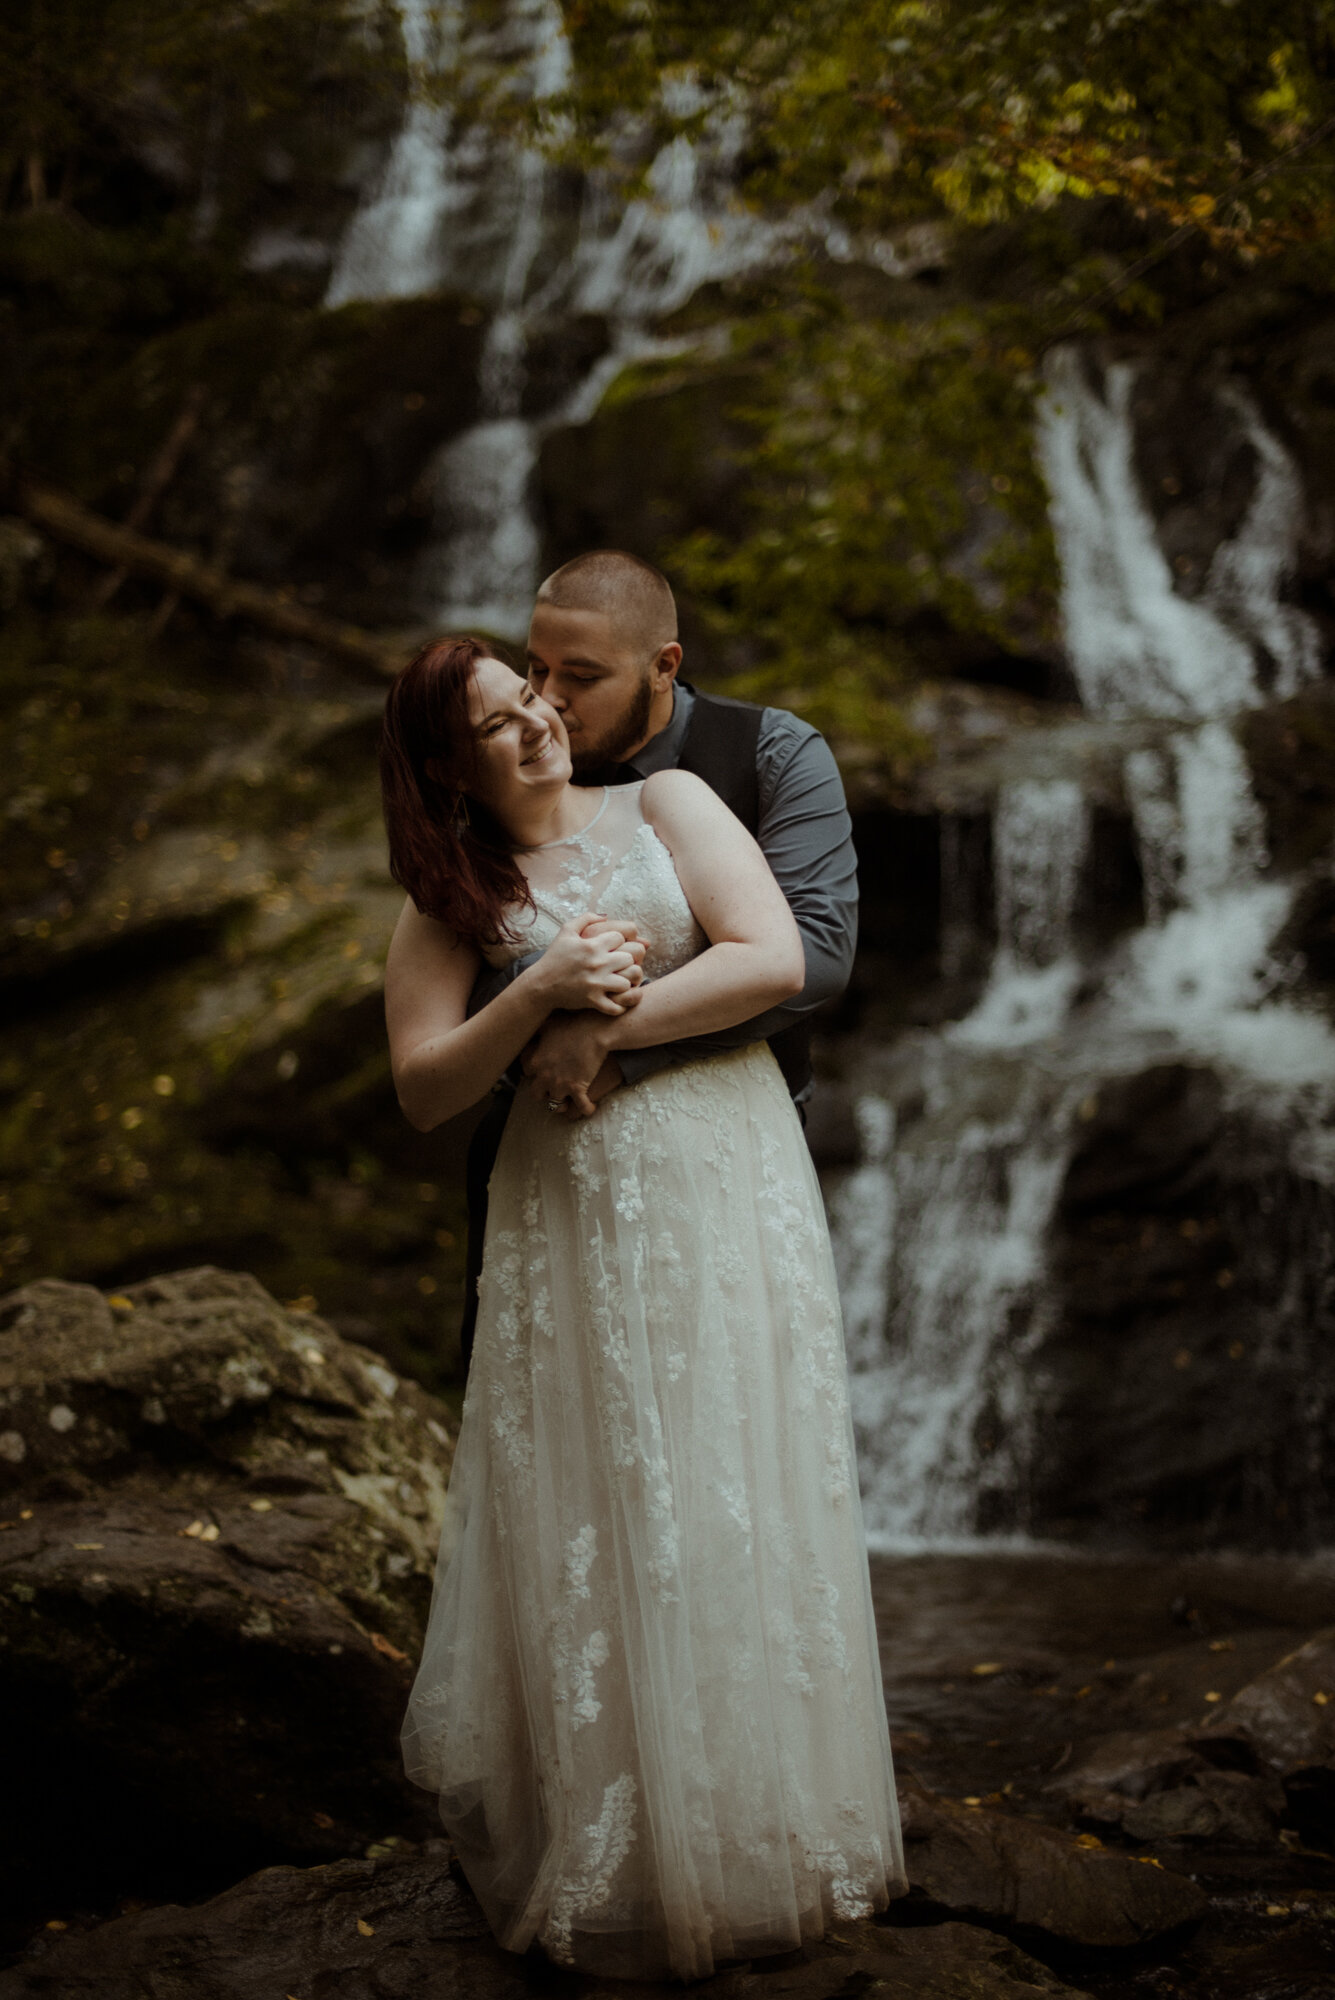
top-left (532, 785), bottom-right (613, 851)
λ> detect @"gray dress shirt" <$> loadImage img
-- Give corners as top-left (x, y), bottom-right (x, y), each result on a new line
top-left (471, 684), bottom-right (859, 1100)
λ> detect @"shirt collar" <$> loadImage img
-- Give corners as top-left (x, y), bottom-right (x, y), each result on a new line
top-left (624, 682), bottom-right (696, 778)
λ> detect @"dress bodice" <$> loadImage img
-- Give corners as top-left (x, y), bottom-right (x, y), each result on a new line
top-left (482, 783), bottom-right (705, 982)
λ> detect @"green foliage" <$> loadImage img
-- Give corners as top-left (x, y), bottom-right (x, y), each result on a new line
top-left (552, 0), bottom-right (1335, 247)
top-left (672, 289), bottom-right (1054, 750)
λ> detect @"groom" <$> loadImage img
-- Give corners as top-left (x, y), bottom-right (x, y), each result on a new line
top-left (458, 548), bottom-right (859, 1366)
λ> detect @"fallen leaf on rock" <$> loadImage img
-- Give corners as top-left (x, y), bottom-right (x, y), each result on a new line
top-left (311, 1812), bottom-right (335, 1829)
top-left (1075, 1833), bottom-right (1103, 1849)
top-left (371, 1632), bottom-right (408, 1663)
top-left (199, 1524), bottom-right (219, 1543)
top-left (248, 1498), bottom-right (273, 1513)
top-left (356, 1918), bottom-right (374, 1937)
top-left (971, 1662), bottom-right (1004, 1676)
top-left (182, 1521), bottom-right (205, 1538)
top-left (73, 1543), bottom-right (103, 1551)
top-left (45, 1921), bottom-right (66, 1932)
top-left (107, 1295), bottom-right (135, 1311)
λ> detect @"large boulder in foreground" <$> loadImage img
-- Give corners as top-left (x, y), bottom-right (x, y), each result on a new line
top-left (0, 1847), bottom-right (1094, 2000)
top-left (898, 1780), bottom-right (1207, 1948)
top-left (0, 1269), bottom-right (457, 1910)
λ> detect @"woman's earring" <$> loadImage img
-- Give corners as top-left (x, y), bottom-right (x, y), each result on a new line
top-left (450, 792), bottom-right (471, 833)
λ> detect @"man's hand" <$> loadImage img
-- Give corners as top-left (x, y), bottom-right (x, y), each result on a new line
top-left (523, 1011), bottom-right (625, 1119)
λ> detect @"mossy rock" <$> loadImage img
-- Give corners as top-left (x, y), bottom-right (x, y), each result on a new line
top-left (0, 1266), bottom-right (456, 1920)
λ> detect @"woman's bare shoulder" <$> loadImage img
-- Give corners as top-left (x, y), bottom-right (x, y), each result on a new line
top-left (640, 767), bottom-right (728, 832)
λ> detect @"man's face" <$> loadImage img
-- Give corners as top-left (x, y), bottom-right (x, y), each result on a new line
top-left (526, 604), bottom-right (671, 773)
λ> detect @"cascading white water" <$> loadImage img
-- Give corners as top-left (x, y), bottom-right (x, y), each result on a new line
top-left (837, 781), bottom-right (1089, 1546)
top-left (1036, 349), bottom-right (1318, 718)
top-left (325, 0), bottom-right (786, 635)
top-left (833, 348), bottom-right (1332, 1547)
top-left (837, 1077), bottom-right (1073, 1547)
top-left (952, 779), bottom-right (1088, 1049)
top-left (325, 0), bottom-right (462, 309)
top-left (1041, 353), bottom-right (1328, 1087)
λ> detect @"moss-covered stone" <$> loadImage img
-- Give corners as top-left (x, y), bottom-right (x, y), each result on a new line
top-left (0, 1266), bottom-right (455, 1917)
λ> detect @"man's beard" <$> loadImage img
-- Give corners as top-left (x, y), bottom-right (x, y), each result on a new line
top-left (569, 673), bottom-right (656, 775)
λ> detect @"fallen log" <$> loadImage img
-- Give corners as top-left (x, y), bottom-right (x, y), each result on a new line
top-left (17, 478), bottom-right (408, 676)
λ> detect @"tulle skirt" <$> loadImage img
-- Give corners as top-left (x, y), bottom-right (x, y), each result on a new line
top-left (402, 1044), bottom-right (905, 1980)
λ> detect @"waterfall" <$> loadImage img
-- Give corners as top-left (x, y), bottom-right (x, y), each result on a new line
top-left (325, 0), bottom-right (784, 637)
top-left (833, 348), bottom-right (1332, 1548)
top-left (952, 779), bottom-right (1087, 1049)
top-left (838, 1082), bottom-right (1070, 1547)
top-left (324, 0), bottom-right (463, 309)
top-left (838, 780), bottom-right (1088, 1546)
top-left (1035, 349), bottom-right (1318, 717)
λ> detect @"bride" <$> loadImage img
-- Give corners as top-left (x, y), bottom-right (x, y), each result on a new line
top-left (382, 634), bottom-right (905, 1981)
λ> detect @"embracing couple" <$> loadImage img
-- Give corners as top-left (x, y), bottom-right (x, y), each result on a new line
top-left (380, 550), bottom-right (904, 1981)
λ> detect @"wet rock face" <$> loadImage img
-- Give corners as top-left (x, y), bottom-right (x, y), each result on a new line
top-left (0, 1268), bottom-right (456, 1913)
top-left (1033, 1073), bottom-right (1335, 1548)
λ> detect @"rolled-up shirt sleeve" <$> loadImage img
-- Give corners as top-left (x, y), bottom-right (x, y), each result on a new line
top-left (617, 710), bottom-right (858, 1088)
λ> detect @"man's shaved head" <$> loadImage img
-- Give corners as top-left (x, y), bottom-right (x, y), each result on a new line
top-left (535, 550), bottom-right (678, 657)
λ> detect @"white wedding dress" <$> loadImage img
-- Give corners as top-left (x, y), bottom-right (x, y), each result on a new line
top-left (402, 784), bottom-right (904, 1980)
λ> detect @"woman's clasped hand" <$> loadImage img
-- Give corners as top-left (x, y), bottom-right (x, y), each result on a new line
top-left (530, 913), bottom-right (646, 1017)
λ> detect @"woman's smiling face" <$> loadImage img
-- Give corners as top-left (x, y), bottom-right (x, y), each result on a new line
top-left (464, 654), bottom-right (571, 819)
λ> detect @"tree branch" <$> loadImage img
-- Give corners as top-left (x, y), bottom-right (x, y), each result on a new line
top-left (17, 479), bottom-right (407, 678)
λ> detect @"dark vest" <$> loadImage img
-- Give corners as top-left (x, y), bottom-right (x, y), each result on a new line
top-left (676, 688), bottom-right (814, 1101)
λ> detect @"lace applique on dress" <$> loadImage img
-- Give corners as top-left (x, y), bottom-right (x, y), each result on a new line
top-left (481, 782), bottom-right (705, 981)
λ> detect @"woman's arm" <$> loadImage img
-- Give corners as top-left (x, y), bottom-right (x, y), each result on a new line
top-left (603, 769), bottom-right (805, 1053)
top-left (385, 901), bottom-right (642, 1131)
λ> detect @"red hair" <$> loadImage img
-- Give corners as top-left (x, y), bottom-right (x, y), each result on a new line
top-left (379, 635), bottom-right (535, 945)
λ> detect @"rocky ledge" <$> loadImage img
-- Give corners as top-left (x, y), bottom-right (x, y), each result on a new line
top-left (0, 1267), bottom-right (457, 1916)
